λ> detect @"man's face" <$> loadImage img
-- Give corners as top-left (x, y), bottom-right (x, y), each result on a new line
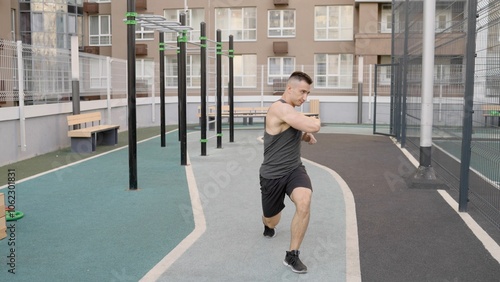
top-left (288, 80), bottom-right (311, 107)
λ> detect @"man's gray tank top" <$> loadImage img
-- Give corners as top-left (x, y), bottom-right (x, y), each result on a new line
top-left (260, 99), bottom-right (302, 179)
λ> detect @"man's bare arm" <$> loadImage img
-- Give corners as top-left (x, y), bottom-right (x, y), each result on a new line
top-left (279, 104), bottom-right (321, 133)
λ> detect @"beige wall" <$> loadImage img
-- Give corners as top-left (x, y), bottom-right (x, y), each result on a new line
top-left (358, 3), bottom-right (379, 34)
top-left (0, 1), bottom-right (17, 41)
top-left (100, 0), bottom-right (362, 67)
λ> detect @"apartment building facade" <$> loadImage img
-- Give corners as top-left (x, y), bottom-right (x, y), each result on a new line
top-left (1, 0), bottom-right (395, 101)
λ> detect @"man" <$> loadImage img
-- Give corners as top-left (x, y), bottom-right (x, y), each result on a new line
top-left (259, 71), bottom-right (321, 274)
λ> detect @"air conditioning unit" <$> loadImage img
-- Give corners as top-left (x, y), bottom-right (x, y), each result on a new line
top-left (83, 2), bottom-right (99, 14)
top-left (273, 41), bottom-right (288, 54)
top-left (135, 44), bottom-right (148, 56)
top-left (83, 46), bottom-right (100, 55)
top-left (274, 0), bottom-right (289, 6)
top-left (136, 0), bottom-right (147, 10)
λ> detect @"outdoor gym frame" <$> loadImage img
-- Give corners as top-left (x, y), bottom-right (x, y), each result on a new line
top-left (125, 4), bottom-right (191, 189)
top-left (175, 16), bottom-right (235, 163)
top-left (127, 7), bottom-right (235, 190)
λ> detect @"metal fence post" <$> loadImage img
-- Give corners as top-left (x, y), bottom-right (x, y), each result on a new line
top-left (16, 41), bottom-right (26, 152)
top-left (459, 0), bottom-right (479, 212)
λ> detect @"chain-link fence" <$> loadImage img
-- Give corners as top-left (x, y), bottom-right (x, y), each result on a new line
top-left (392, 0), bottom-right (500, 229)
top-left (1, 39), bottom-right (372, 109)
top-left (0, 40), bottom-right (130, 107)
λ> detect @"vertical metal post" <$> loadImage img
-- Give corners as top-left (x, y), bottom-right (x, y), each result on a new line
top-left (459, 0), bottom-right (478, 211)
top-left (159, 32), bottom-right (166, 147)
top-left (373, 65), bottom-right (378, 134)
top-left (151, 62), bottom-right (156, 123)
top-left (216, 29), bottom-right (222, 148)
top-left (400, 0), bottom-right (410, 147)
top-left (16, 41), bottom-right (26, 152)
top-left (179, 13), bottom-right (187, 165)
top-left (229, 35), bottom-right (234, 142)
top-left (357, 56), bottom-right (363, 124)
top-left (126, 0), bottom-right (138, 190)
top-left (200, 22), bottom-right (207, 156)
top-left (390, 0), bottom-right (396, 137)
top-left (419, 0), bottom-right (436, 169)
top-left (394, 61), bottom-right (402, 140)
top-left (106, 56), bottom-right (112, 123)
top-left (70, 36), bottom-right (80, 117)
top-left (177, 38), bottom-right (181, 142)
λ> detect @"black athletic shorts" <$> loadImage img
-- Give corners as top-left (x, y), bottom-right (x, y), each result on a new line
top-left (260, 165), bottom-right (312, 218)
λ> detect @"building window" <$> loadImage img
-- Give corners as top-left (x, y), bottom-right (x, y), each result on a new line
top-left (165, 55), bottom-right (201, 88)
top-left (435, 8), bottom-right (452, 32)
top-left (315, 54), bottom-right (353, 88)
top-left (32, 12), bottom-right (44, 32)
top-left (215, 7), bottom-right (257, 41)
top-left (315, 6), bottom-right (353, 41)
top-left (136, 25), bottom-right (154, 40)
top-left (220, 54), bottom-right (257, 87)
top-left (379, 55), bottom-right (392, 85)
top-left (89, 59), bottom-right (107, 89)
top-left (11, 9), bottom-right (16, 41)
top-left (164, 8), bottom-right (204, 42)
top-left (268, 57), bottom-right (295, 84)
top-left (165, 55), bottom-right (178, 87)
top-left (381, 4), bottom-right (392, 33)
top-left (268, 10), bottom-right (295, 37)
top-left (136, 60), bottom-right (154, 94)
top-left (56, 13), bottom-right (67, 49)
top-left (68, 15), bottom-right (77, 35)
top-left (89, 15), bottom-right (111, 46)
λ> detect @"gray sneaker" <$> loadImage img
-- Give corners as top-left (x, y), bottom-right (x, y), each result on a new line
top-left (283, 250), bottom-right (307, 273)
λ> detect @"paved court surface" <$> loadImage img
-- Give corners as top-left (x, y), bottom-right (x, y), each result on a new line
top-left (0, 124), bottom-right (498, 281)
top-left (143, 129), bottom-right (360, 281)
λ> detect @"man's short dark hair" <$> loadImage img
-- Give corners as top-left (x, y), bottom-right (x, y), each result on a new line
top-left (288, 71), bottom-right (313, 85)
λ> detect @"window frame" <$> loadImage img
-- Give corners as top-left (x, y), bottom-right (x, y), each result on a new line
top-left (220, 54), bottom-right (257, 88)
top-left (136, 25), bottom-right (155, 41)
top-left (215, 7), bottom-right (257, 42)
top-left (314, 53), bottom-right (354, 89)
top-left (268, 9), bottom-right (296, 38)
top-left (164, 54), bottom-right (202, 88)
top-left (314, 5), bottom-right (354, 41)
top-left (163, 8), bottom-right (204, 43)
top-left (136, 59), bottom-right (155, 93)
top-left (435, 8), bottom-right (452, 33)
top-left (267, 57), bottom-right (296, 84)
top-left (380, 4), bottom-right (392, 34)
top-left (89, 15), bottom-right (111, 46)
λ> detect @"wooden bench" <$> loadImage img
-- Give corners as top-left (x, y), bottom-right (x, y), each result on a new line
top-left (481, 104), bottom-right (500, 127)
top-left (67, 112), bottom-right (120, 153)
top-left (197, 101), bottom-right (320, 129)
top-left (197, 106), bottom-right (269, 128)
top-left (218, 106), bottom-right (269, 125)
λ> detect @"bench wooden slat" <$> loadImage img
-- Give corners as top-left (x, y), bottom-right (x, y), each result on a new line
top-left (481, 105), bottom-right (500, 111)
top-left (67, 112), bottom-right (102, 126)
top-left (68, 124), bottom-right (120, 138)
top-left (481, 104), bottom-right (500, 116)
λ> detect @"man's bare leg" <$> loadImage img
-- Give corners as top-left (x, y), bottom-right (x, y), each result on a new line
top-left (263, 212), bottom-right (281, 229)
top-left (289, 187), bottom-right (312, 250)
top-left (282, 187), bottom-right (311, 273)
